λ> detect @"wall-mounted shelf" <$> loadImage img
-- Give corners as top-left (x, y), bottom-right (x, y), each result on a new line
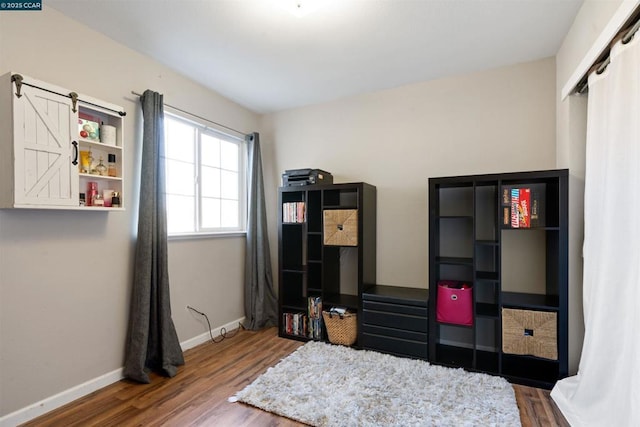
top-left (0, 72), bottom-right (125, 210)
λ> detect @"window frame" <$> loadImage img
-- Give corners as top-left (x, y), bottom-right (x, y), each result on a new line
top-left (163, 111), bottom-right (247, 238)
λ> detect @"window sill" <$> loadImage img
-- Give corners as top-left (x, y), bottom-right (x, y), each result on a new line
top-left (168, 231), bottom-right (246, 241)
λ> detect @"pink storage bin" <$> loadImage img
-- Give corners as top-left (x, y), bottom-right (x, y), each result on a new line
top-left (436, 280), bottom-right (473, 326)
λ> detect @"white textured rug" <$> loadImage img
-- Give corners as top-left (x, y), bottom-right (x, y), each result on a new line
top-left (231, 341), bottom-right (521, 426)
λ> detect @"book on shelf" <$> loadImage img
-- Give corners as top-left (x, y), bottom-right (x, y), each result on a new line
top-left (530, 184), bottom-right (545, 226)
top-left (507, 188), bottom-right (530, 228)
top-left (502, 185), bottom-right (545, 228)
top-left (308, 296), bottom-right (323, 340)
top-left (309, 318), bottom-right (323, 340)
top-left (502, 187), bottom-right (511, 206)
top-left (283, 312), bottom-right (307, 336)
top-left (503, 186), bottom-right (511, 226)
top-left (282, 202), bottom-right (306, 223)
top-left (282, 296), bottom-right (324, 338)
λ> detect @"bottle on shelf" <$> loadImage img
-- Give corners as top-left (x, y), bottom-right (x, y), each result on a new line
top-left (95, 156), bottom-right (107, 176)
top-left (87, 150), bottom-right (95, 174)
top-left (87, 182), bottom-right (98, 207)
top-left (107, 153), bottom-right (117, 177)
top-left (111, 191), bottom-right (121, 208)
top-left (93, 193), bottom-right (104, 207)
top-left (80, 150), bottom-right (91, 174)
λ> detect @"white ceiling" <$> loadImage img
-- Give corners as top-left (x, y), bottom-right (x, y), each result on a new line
top-left (48, 0), bottom-right (584, 114)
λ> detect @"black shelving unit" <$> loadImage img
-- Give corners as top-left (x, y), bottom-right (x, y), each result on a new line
top-left (428, 169), bottom-right (568, 388)
top-left (278, 182), bottom-right (376, 345)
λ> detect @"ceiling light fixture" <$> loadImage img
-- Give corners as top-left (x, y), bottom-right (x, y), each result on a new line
top-left (277, 0), bottom-right (324, 18)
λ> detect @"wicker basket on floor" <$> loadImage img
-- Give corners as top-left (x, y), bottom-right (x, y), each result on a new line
top-left (322, 310), bottom-right (357, 346)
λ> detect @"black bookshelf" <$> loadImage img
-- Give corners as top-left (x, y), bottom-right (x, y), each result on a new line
top-left (428, 169), bottom-right (568, 388)
top-left (278, 182), bottom-right (376, 346)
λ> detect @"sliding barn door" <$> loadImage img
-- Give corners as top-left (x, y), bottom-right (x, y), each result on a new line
top-left (12, 84), bottom-right (78, 206)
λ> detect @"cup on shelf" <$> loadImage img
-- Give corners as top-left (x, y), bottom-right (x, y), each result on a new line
top-left (101, 125), bottom-right (116, 146)
top-left (103, 189), bottom-right (114, 207)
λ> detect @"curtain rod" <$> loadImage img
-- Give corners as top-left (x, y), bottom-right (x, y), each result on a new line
top-left (576, 13), bottom-right (640, 94)
top-left (131, 91), bottom-right (248, 137)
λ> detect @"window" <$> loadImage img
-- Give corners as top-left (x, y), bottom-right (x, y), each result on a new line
top-left (163, 112), bottom-right (246, 236)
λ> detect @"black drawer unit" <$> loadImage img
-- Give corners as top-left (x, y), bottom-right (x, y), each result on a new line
top-left (361, 285), bottom-right (429, 360)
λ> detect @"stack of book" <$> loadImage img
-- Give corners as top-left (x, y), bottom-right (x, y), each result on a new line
top-left (283, 312), bottom-right (307, 336)
top-left (282, 202), bottom-right (306, 223)
top-left (502, 185), bottom-right (545, 228)
top-left (308, 296), bottom-right (323, 340)
top-left (282, 297), bottom-right (323, 339)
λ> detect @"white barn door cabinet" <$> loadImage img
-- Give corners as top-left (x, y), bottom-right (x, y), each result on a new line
top-left (0, 72), bottom-right (126, 210)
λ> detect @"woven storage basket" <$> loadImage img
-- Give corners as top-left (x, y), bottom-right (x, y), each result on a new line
top-left (322, 310), bottom-right (357, 346)
top-left (323, 209), bottom-right (358, 246)
top-left (502, 308), bottom-right (558, 360)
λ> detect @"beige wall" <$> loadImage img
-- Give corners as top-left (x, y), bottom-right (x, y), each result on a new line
top-left (261, 57), bottom-right (557, 291)
top-left (0, 7), bottom-right (257, 417)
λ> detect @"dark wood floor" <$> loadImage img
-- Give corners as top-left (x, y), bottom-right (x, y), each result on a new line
top-left (22, 327), bottom-right (569, 426)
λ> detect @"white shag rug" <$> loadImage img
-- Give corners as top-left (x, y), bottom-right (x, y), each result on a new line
top-left (231, 341), bottom-right (522, 426)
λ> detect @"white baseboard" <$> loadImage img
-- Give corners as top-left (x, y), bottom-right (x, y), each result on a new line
top-left (0, 368), bottom-right (124, 427)
top-left (0, 316), bottom-right (246, 427)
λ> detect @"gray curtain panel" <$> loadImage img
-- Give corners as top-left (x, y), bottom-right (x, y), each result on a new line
top-left (123, 90), bottom-right (184, 383)
top-left (244, 132), bottom-right (278, 330)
